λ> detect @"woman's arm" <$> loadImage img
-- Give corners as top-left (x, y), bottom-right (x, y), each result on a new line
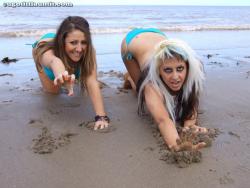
top-left (40, 50), bottom-right (66, 79)
top-left (144, 84), bottom-right (179, 149)
top-left (85, 64), bottom-right (109, 130)
top-left (144, 84), bottom-right (206, 151)
top-left (40, 50), bottom-right (75, 95)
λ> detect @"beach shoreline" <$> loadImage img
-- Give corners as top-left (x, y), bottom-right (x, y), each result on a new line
top-left (1, 30), bottom-right (250, 187)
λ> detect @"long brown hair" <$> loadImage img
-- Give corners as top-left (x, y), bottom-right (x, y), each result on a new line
top-left (54, 16), bottom-right (95, 87)
top-left (34, 16), bottom-right (96, 87)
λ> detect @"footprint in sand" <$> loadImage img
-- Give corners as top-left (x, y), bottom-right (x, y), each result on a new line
top-left (28, 119), bottom-right (44, 128)
top-left (228, 131), bottom-right (240, 139)
top-left (31, 126), bottom-right (78, 154)
top-left (116, 87), bottom-right (129, 94)
top-left (79, 121), bottom-right (116, 133)
top-left (219, 173), bottom-right (234, 185)
top-left (61, 103), bottom-right (81, 108)
top-left (1, 100), bottom-right (13, 104)
top-left (48, 108), bottom-right (62, 115)
top-left (28, 119), bottom-right (43, 124)
top-left (144, 146), bottom-right (155, 152)
top-left (9, 86), bottom-right (19, 91)
top-left (238, 120), bottom-right (250, 127)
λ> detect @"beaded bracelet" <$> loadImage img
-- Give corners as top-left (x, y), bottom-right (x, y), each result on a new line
top-left (95, 115), bottom-right (110, 123)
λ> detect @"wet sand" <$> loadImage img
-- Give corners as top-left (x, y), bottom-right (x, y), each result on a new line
top-left (1, 31), bottom-right (250, 187)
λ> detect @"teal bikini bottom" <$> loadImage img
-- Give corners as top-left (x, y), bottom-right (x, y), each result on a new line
top-left (32, 32), bottom-right (56, 48)
top-left (122, 28), bottom-right (166, 61)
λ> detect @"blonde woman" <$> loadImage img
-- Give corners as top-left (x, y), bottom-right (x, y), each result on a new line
top-left (32, 16), bottom-right (109, 130)
top-left (121, 28), bottom-right (207, 151)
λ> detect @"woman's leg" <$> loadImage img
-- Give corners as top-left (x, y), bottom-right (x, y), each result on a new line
top-left (123, 72), bottom-right (136, 91)
top-left (121, 38), bottom-right (141, 90)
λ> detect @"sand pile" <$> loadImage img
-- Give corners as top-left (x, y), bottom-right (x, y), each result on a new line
top-left (31, 127), bottom-right (77, 154)
top-left (153, 126), bottom-right (220, 168)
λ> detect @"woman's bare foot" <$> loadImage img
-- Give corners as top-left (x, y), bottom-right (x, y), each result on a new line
top-left (123, 72), bottom-right (136, 91)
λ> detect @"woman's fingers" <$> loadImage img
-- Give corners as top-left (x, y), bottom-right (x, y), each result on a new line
top-left (52, 71), bottom-right (75, 96)
top-left (67, 87), bottom-right (74, 96)
top-left (62, 71), bottom-right (75, 82)
top-left (94, 121), bottom-right (101, 130)
top-left (182, 127), bottom-right (190, 132)
top-left (62, 71), bottom-right (69, 81)
top-left (54, 71), bottom-right (76, 92)
top-left (173, 137), bottom-right (207, 151)
top-left (53, 71), bottom-right (75, 96)
top-left (54, 71), bottom-right (68, 85)
top-left (66, 82), bottom-right (74, 96)
top-left (184, 125), bottom-right (208, 134)
top-left (198, 127), bottom-right (208, 133)
top-left (192, 142), bottom-right (206, 150)
top-left (176, 141), bottom-right (206, 151)
top-left (94, 120), bottom-right (109, 130)
top-left (70, 74), bottom-right (75, 84)
top-left (66, 74), bottom-right (75, 96)
top-left (54, 74), bottom-right (64, 85)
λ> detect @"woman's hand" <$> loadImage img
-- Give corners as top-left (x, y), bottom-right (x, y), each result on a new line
top-left (183, 124), bottom-right (208, 134)
top-left (94, 115), bottom-right (110, 130)
top-left (170, 126), bottom-right (207, 152)
top-left (172, 140), bottom-right (206, 152)
top-left (53, 71), bottom-right (75, 96)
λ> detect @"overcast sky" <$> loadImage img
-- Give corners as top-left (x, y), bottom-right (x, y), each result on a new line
top-left (73, 0), bottom-right (250, 6)
top-left (2, 0), bottom-right (250, 6)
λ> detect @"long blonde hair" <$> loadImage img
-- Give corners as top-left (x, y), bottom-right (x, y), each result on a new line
top-left (138, 39), bottom-right (205, 123)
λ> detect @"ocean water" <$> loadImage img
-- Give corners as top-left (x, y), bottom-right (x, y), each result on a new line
top-left (1, 5), bottom-right (250, 75)
top-left (0, 5), bottom-right (250, 37)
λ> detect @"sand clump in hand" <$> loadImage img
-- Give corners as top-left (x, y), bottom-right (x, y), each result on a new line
top-left (31, 127), bottom-right (78, 154)
top-left (154, 126), bottom-right (219, 168)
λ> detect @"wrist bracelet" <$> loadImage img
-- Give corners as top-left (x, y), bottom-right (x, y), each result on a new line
top-left (95, 115), bottom-right (110, 123)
